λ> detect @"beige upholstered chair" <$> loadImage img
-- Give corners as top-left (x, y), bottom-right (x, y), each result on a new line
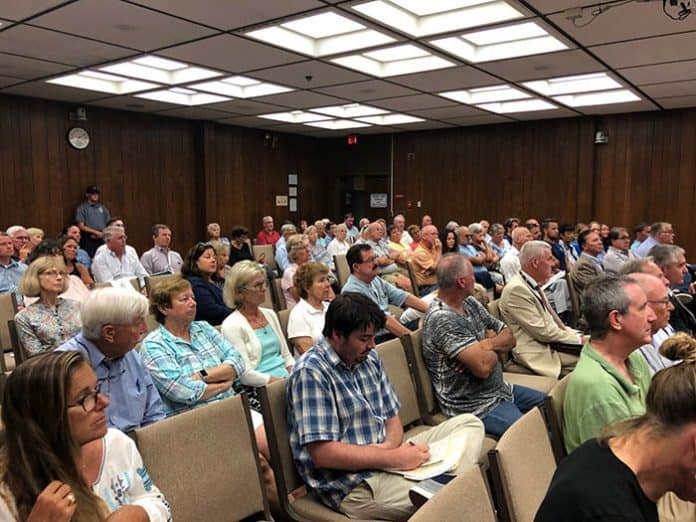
top-left (488, 407), bottom-right (556, 522)
top-left (258, 381), bottom-right (375, 521)
top-left (272, 277), bottom-right (287, 311)
top-left (253, 244), bottom-right (277, 276)
top-left (333, 254), bottom-right (350, 289)
top-left (544, 373), bottom-right (573, 463)
top-left (277, 308), bottom-right (290, 342)
top-left (409, 465), bottom-right (496, 522)
top-left (0, 293), bottom-right (19, 372)
top-left (405, 260), bottom-right (420, 297)
top-left (7, 319), bottom-right (25, 366)
top-left (133, 395), bottom-right (271, 522)
top-left (261, 275), bottom-right (274, 310)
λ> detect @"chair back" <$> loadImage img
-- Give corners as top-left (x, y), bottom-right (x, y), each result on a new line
top-left (134, 395), bottom-right (270, 522)
top-left (253, 244), bottom-right (277, 274)
top-left (261, 276), bottom-right (274, 309)
top-left (544, 373), bottom-right (572, 463)
top-left (277, 308), bottom-right (291, 342)
top-left (259, 381), bottom-right (357, 521)
top-left (409, 465), bottom-right (496, 522)
top-left (400, 329), bottom-right (438, 420)
top-left (144, 274), bottom-right (171, 295)
top-left (0, 293), bottom-right (19, 372)
top-left (405, 261), bottom-right (420, 297)
top-left (272, 278), bottom-right (287, 310)
top-left (566, 272), bottom-right (580, 327)
top-left (376, 336), bottom-right (421, 428)
top-left (487, 299), bottom-right (501, 320)
top-left (334, 255), bottom-right (350, 289)
top-left (7, 319), bottom-right (25, 366)
top-left (145, 314), bottom-right (160, 334)
top-left (488, 407), bottom-right (556, 522)
top-left (92, 282), bottom-right (112, 289)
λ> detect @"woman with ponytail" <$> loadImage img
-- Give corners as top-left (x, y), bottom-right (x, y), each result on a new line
top-left (0, 351), bottom-right (170, 521)
top-left (537, 332), bottom-right (696, 521)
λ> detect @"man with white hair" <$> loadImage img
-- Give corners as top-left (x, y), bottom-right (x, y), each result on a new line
top-left (91, 226), bottom-right (148, 284)
top-left (392, 214), bottom-right (412, 248)
top-left (499, 226), bottom-right (533, 283)
top-left (650, 244), bottom-right (696, 335)
top-left (275, 223), bottom-right (298, 273)
top-left (5, 225), bottom-right (30, 262)
top-left (0, 231), bottom-right (27, 303)
top-left (633, 222), bottom-right (675, 258)
top-left (58, 287), bottom-right (165, 432)
top-left (499, 241), bottom-right (584, 378)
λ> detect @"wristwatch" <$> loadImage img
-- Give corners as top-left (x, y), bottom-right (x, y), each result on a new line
top-left (199, 369), bottom-right (209, 383)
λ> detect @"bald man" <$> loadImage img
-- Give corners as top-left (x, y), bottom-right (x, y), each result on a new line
top-left (412, 225), bottom-right (442, 295)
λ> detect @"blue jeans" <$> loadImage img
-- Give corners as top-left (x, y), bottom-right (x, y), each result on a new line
top-left (482, 385), bottom-right (547, 437)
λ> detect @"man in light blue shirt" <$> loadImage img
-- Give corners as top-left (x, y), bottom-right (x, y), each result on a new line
top-left (0, 232), bottom-right (26, 304)
top-left (275, 223), bottom-right (297, 273)
top-left (634, 222), bottom-right (674, 258)
top-left (58, 287), bottom-right (165, 433)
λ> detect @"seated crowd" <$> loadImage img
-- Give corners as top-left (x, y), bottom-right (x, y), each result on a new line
top-left (3, 193), bottom-right (696, 521)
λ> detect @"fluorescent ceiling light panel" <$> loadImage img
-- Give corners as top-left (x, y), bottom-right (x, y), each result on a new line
top-left (135, 88), bottom-right (230, 106)
top-left (311, 104), bottom-right (388, 118)
top-left (47, 70), bottom-right (159, 94)
top-left (553, 89), bottom-right (640, 107)
top-left (100, 55), bottom-right (221, 84)
top-left (190, 76), bottom-right (292, 98)
top-left (430, 22), bottom-right (567, 63)
top-left (259, 111), bottom-right (332, 124)
top-left (522, 73), bottom-right (622, 96)
top-left (245, 12), bottom-right (395, 57)
top-left (331, 44), bottom-right (454, 77)
top-left (439, 84), bottom-right (530, 104)
top-left (477, 99), bottom-right (557, 113)
top-left (304, 119), bottom-right (372, 130)
top-left (352, 0), bottom-right (523, 37)
top-left (357, 113), bottom-right (424, 125)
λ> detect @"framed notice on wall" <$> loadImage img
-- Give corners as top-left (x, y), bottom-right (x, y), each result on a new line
top-left (370, 193), bottom-right (388, 208)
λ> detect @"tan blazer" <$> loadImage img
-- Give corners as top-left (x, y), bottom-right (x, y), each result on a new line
top-left (499, 273), bottom-right (582, 378)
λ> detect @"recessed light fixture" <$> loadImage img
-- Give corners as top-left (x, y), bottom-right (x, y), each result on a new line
top-left (477, 99), bottom-right (556, 113)
top-left (523, 73), bottom-right (622, 96)
top-left (553, 89), bottom-right (640, 108)
top-left (310, 103), bottom-right (387, 118)
top-left (190, 76), bottom-right (292, 98)
top-left (430, 21), bottom-right (567, 63)
top-left (331, 44), bottom-right (454, 77)
top-left (135, 87), bottom-right (230, 106)
top-left (245, 11), bottom-right (395, 57)
top-left (304, 119), bottom-right (372, 129)
top-left (47, 70), bottom-right (159, 94)
top-left (439, 84), bottom-right (530, 104)
top-left (100, 55), bottom-right (221, 84)
top-left (259, 111), bottom-right (332, 124)
top-left (352, 0), bottom-right (524, 37)
top-left (357, 113), bottom-right (424, 125)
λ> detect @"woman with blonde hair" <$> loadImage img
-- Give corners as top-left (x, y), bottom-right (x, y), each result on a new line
top-left (0, 351), bottom-right (170, 521)
top-left (15, 256), bottom-right (81, 356)
top-left (537, 332), bottom-right (696, 521)
top-left (287, 262), bottom-right (332, 355)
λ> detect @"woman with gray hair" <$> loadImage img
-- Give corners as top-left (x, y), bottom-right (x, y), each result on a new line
top-left (15, 256), bottom-right (81, 356)
top-left (281, 234), bottom-right (312, 309)
top-left (221, 260), bottom-right (293, 409)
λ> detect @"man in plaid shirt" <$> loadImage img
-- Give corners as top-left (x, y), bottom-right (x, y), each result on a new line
top-left (287, 293), bottom-right (485, 520)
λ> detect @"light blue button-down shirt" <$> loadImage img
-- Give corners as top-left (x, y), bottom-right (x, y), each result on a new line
top-left (0, 259), bottom-right (27, 304)
top-left (58, 333), bottom-right (166, 432)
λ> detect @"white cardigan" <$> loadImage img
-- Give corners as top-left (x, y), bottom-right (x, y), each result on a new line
top-left (221, 307), bottom-right (294, 386)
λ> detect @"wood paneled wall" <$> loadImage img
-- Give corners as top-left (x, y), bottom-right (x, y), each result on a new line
top-left (0, 94), bottom-right (330, 254)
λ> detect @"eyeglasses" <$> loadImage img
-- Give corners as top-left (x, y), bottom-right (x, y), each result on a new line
top-left (244, 281), bottom-right (267, 291)
top-left (40, 269), bottom-right (67, 278)
top-left (360, 255), bottom-right (378, 263)
top-left (68, 381), bottom-right (104, 412)
top-left (617, 236), bottom-right (630, 240)
top-left (648, 298), bottom-right (671, 305)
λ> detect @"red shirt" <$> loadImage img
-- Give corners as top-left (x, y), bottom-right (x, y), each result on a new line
top-left (256, 229), bottom-right (280, 246)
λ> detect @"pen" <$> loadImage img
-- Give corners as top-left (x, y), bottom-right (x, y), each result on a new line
top-left (408, 441), bottom-right (415, 446)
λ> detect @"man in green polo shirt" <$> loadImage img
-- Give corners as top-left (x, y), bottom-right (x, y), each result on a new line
top-left (563, 274), bottom-right (656, 453)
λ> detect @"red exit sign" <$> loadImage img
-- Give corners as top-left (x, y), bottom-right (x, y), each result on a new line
top-left (347, 135), bottom-right (358, 145)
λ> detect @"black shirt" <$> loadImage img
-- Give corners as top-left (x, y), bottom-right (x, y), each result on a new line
top-left (536, 439), bottom-right (657, 522)
top-left (228, 242), bottom-right (254, 267)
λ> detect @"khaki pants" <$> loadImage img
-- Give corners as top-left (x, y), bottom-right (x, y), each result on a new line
top-left (339, 414), bottom-right (485, 521)
top-left (658, 492), bottom-right (696, 521)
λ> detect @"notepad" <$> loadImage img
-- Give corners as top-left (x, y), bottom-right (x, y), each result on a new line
top-left (390, 431), bottom-right (469, 481)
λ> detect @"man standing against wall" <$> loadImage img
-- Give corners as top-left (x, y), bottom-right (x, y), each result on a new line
top-left (75, 185), bottom-right (110, 258)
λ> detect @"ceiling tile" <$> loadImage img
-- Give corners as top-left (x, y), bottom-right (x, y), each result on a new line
top-left (159, 34), bottom-right (305, 74)
top-left (371, 94), bottom-right (454, 111)
top-left (514, 107), bottom-right (578, 120)
top-left (394, 120), bottom-right (455, 131)
top-left (409, 105), bottom-right (488, 119)
top-left (130, 0), bottom-right (323, 31)
top-left (657, 95), bottom-right (696, 109)
top-left (549, 4), bottom-right (696, 47)
top-left (389, 66), bottom-right (499, 92)
top-left (0, 25), bottom-right (134, 66)
top-left (0, 75), bottom-right (22, 88)
top-left (445, 114), bottom-right (513, 126)
top-left (574, 99), bottom-right (660, 115)
top-left (252, 60), bottom-right (370, 88)
top-left (89, 95), bottom-right (177, 112)
top-left (0, 52), bottom-right (74, 79)
top-left (208, 99), bottom-right (286, 115)
top-left (316, 80), bottom-right (418, 100)
top-left (478, 49), bottom-right (605, 82)
top-left (156, 106), bottom-right (234, 119)
top-left (30, 0), bottom-right (217, 51)
top-left (618, 60), bottom-right (696, 85)
top-left (521, 1), bottom-right (599, 15)
top-left (2, 80), bottom-right (107, 103)
top-left (591, 33), bottom-right (696, 69)
top-left (216, 116), bottom-right (285, 127)
top-left (256, 90), bottom-right (347, 108)
top-left (0, 1), bottom-right (69, 21)
top-left (641, 80), bottom-right (696, 99)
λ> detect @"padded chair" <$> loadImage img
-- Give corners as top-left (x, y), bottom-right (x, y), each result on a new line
top-left (488, 407), bottom-right (556, 522)
top-left (7, 319), bottom-right (25, 366)
top-left (0, 293), bottom-right (19, 372)
top-left (333, 254), bottom-right (350, 289)
top-left (487, 299), bottom-right (501, 319)
top-left (253, 244), bottom-right (277, 276)
top-left (405, 261), bottom-right (420, 297)
top-left (92, 282), bottom-right (112, 289)
top-left (277, 308), bottom-right (290, 343)
top-left (503, 372), bottom-right (557, 394)
top-left (409, 465), bottom-right (496, 522)
top-left (565, 272), bottom-right (580, 328)
top-left (543, 373), bottom-right (573, 463)
top-left (258, 381), bottom-right (372, 522)
top-left (145, 313), bottom-right (160, 334)
top-left (144, 274), bottom-right (171, 295)
top-left (272, 277), bottom-right (287, 311)
top-left (261, 276), bottom-right (275, 310)
top-left (133, 395), bottom-right (271, 522)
